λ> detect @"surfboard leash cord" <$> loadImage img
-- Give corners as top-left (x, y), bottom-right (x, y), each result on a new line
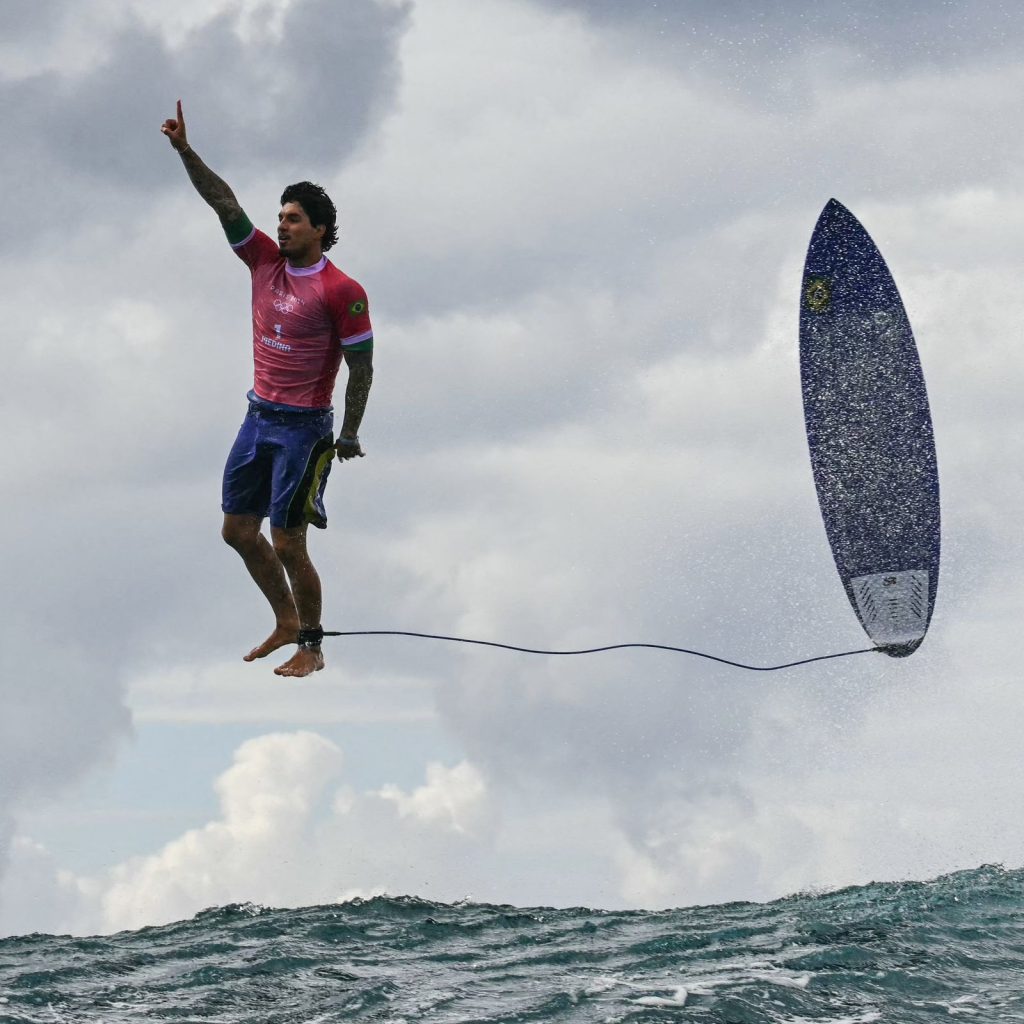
top-left (317, 629), bottom-right (883, 672)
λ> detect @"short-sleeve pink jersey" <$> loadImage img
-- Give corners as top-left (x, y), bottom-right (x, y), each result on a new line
top-left (231, 226), bottom-right (373, 409)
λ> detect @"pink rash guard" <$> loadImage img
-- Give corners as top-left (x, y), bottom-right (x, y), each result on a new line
top-left (231, 225), bottom-right (373, 409)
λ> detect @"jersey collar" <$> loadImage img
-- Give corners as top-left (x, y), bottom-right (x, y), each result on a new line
top-left (285, 255), bottom-right (328, 277)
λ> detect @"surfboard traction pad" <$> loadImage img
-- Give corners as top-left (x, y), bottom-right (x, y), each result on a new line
top-left (850, 569), bottom-right (929, 655)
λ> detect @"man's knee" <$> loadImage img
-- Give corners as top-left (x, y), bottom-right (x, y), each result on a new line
top-left (271, 527), bottom-right (308, 565)
top-left (222, 515), bottom-right (261, 553)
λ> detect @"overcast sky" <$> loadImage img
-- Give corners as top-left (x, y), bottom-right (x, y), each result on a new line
top-left (2, 0), bottom-right (1024, 936)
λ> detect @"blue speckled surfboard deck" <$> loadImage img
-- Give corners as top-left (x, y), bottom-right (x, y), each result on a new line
top-left (800, 199), bottom-right (939, 657)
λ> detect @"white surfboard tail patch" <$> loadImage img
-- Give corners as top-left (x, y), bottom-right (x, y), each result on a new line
top-left (850, 569), bottom-right (930, 648)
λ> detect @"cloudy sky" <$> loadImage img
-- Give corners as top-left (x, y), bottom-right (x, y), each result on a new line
top-left (2, 0), bottom-right (1023, 936)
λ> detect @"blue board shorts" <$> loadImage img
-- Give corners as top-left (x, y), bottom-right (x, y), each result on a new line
top-left (222, 401), bottom-right (335, 529)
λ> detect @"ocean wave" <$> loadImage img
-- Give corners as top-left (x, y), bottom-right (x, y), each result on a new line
top-left (1, 864), bottom-right (1022, 1022)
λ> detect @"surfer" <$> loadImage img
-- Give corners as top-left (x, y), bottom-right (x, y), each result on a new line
top-left (160, 100), bottom-right (374, 678)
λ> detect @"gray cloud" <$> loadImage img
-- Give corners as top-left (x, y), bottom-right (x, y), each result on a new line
top-left (1, 0), bottom-right (410, 234)
top-left (3, 0), bottom-right (69, 40)
top-left (531, 0), bottom-right (1022, 75)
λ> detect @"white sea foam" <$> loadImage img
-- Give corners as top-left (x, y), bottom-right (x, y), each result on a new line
top-left (662, 963), bottom-right (813, 998)
top-left (784, 1015), bottom-right (881, 1024)
top-left (751, 969), bottom-right (812, 989)
top-left (631, 985), bottom-right (688, 1007)
top-left (579, 974), bottom-right (627, 995)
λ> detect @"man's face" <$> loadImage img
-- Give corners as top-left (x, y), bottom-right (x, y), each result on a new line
top-left (277, 201), bottom-right (324, 261)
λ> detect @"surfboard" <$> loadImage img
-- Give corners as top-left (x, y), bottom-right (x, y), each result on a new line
top-left (799, 199), bottom-right (940, 657)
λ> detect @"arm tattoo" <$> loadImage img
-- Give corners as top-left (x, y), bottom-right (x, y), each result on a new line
top-left (179, 149), bottom-right (243, 226)
top-left (341, 354), bottom-right (374, 437)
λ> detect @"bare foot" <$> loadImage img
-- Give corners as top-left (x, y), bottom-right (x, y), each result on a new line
top-left (274, 646), bottom-right (325, 678)
top-left (243, 623), bottom-right (299, 662)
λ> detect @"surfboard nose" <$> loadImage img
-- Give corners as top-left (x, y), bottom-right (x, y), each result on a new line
top-left (813, 198), bottom-right (857, 238)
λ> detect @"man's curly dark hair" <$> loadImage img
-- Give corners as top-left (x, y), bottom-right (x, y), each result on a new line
top-left (280, 181), bottom-right (339, 251)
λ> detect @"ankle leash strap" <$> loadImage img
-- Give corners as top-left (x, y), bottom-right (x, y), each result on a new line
top-left (297, 626), bottom-right (324, 649)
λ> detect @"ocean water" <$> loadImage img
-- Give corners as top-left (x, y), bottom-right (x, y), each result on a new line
top-left (1, 864), bottom-right (1022, 1023)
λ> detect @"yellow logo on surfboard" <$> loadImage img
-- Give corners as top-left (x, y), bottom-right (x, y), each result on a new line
top-left (804, 277), bottom-right (832, 313)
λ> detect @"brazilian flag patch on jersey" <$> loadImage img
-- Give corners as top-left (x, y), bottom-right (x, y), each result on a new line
top-left (349, 299), bottom-right (367, 315)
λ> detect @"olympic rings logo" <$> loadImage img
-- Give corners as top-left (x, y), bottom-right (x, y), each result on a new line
top-left (273, 299), bottom-right (294, 313)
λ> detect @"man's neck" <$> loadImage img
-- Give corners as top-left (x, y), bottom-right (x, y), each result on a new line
top-left (287, 250), bottom-right (324, 269)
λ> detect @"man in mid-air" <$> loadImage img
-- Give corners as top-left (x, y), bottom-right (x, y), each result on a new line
top-left (161, 101), bottom-right (374, 678)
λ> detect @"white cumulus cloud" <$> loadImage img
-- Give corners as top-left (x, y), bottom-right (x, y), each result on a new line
top-left (379, 761), bottom-right (489, 834)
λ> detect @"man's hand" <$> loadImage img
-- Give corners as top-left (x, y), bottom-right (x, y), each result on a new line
top-left (335, 435), bottom-right (365, 461)
top-left (161, 99), bottom-right (189, 153)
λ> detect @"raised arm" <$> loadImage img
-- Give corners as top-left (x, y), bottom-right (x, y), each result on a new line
top-left (160, 100), bottom-right (245, 228)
